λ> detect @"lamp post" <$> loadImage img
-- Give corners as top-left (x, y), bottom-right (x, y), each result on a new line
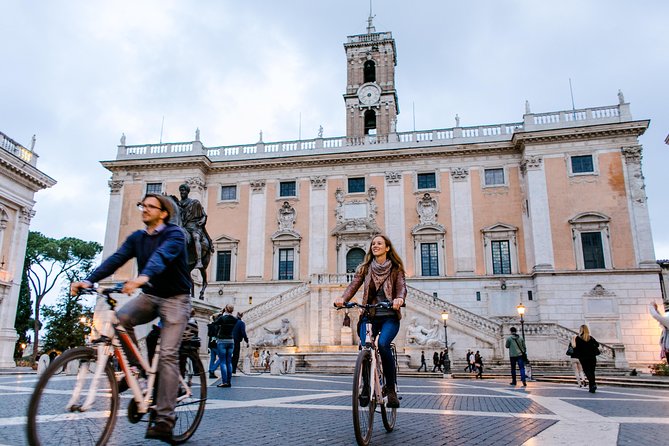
top-left (516, 303), bottom-right (526, 341)
top-left (441, 310), bottom-right (451, 375)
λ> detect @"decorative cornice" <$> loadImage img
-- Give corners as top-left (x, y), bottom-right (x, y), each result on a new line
top-left (108, 179), bottom-right (124, 193)
top-left (621, 145), bottom-right (642, 164)
top-left (450, 168), bottom-right (469, 181)
top-left (0, 152), bottom-right (56, 191)
top-left (185, 176), bottom-right (206, 192)
top-left (310, 176), bottom-right (326, 190)
top-left (385, 171), bottom-right (402, 184)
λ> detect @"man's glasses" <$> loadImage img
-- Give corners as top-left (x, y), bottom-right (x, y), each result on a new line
top-left (137, 202), bottom-right (164, 212)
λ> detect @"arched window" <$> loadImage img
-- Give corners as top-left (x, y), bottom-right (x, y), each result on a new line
top-left (363, 60), bottom-right (376, 83)
top-left (364, 110), bottom-right (376, 135)
top-left (346, 248), bottom-right (366, 273)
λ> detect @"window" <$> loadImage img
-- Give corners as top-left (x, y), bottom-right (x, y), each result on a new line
top-left (216, 250), bottom-right (232, 281)
top-left (482, 223), bottom-right (518, 275)
top-left (364, 110), bottom-right (376, 135)
top-left (279, 181), bottom-right (296, 197)
top-left (484, 168), bottom-right (505, 186)
top-left (278, 248), bottom-right (294, 280)
top-left (420, 243), bottom-right (439, 277)
top-left (569, 212), bottom-right (611, 270)
top-left (571, 155), bottom-right (594, 174)
top-left (146, 182), bottom-right (162, 194)
top-left (348, 177), bottom-right (365, 194)
top-left (417, 172), bottom-right (436, 190)
top-left (220, 185), bottom-right (237, 201)
top-left (491, 240), bottom-right (512, 275)
top-left (346, 248), bottom-right (365, 273)
top-left (363, 60), bottom-right (376, 83)
top-left (581, 232), bottom-right (605, 269)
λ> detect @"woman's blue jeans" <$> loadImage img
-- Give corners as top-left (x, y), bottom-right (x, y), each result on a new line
top-left (213, 340), bottom-right (234, 384)
top-left (359, 315), bottom-right (400, 388)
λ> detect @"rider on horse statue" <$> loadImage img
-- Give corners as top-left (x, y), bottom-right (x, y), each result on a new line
top-left (177, 183), bottom-right (214, 268)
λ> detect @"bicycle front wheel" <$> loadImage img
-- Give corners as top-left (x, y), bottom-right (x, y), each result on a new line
top-left (27, 346), bottom-right (119, 446)
top-left (172, 348), bottom-right (207, 444)
top-left (352, 349), bottom-right (375, 446)
top-left (380, 391), bottom-right (397, 432)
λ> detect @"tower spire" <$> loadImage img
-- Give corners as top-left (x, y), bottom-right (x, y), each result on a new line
top-left (366, 0), bottom-right (376, 34)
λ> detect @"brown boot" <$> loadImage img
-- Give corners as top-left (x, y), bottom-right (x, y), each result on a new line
top-left (386, 388), bottom-right (400, 408)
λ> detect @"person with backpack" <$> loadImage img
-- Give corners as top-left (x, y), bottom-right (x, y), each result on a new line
top-left (207, 311), bottom-right (222, 379)
top-left (505, 327), bottom-right (527, 387)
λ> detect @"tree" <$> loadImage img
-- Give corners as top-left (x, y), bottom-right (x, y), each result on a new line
top-left (23, 232), bottom-right (102, 358)
top-left (41, 293), bottom-right (93, 353)
top-left (13, 258), bottom-right (33, 359)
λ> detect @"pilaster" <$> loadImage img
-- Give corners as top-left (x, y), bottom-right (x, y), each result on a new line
top-left (308, 176), bottom-right (328, 274)
top-left (521, 155), bottom-right (554, 271)
top-left (246, 180), bottom-right (267, 279)
top-left (384, 171), bottom-right (406, 260)
top-left (450, 168), bottom-right (475, 274)
top-left (102, 179), bottom-right (124, 259)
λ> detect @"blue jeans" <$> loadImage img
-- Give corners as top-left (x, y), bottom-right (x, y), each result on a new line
top-left (510, 356), bottom-right (526, 383)
top-left (213, 340), bottom-right (234, 384)
top-left (208, 342), bottom-right (219, 373)
top-left (359, 316), bottom-right (400, 388)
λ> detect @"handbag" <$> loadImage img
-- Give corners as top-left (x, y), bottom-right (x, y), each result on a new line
top-left (566, 344), bottom-right (575, 357)
top-left (513, 338), bottom-right (530, 364)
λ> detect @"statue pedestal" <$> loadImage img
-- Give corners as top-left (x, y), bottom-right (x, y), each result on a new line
top-left (243, 355), bottom-right (251, 374)
top-left (340, 326), bottom-right (353, 346)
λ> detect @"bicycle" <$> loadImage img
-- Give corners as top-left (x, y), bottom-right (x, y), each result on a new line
top-left (337, 301), bottom-right (399, 446)
top-left (27, 285), bottom-right (207, 445)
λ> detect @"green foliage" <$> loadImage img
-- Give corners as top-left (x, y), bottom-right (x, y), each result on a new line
top-left (650, 362), bottom-right (669, 376)
top-left (23, 231), bottom-right (102, 358)
top-left (41, 294), bottom-right (93, 352)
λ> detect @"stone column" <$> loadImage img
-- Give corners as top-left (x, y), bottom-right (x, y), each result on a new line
top-left (308, 176), bottom-right (328, 274)
top-left (450, 168), bottom-right (475, 274)
top-left (102, 179), bottom-right (124, 259)
top-left (621, 146), bottom-right (656, 267)
top-left (0, 206), bottom-right (34, 367)
top-left (521, 155), bottom-right (554, 271)
top-left (384, 171), bottom-right (406, 259)
top-left (246, 180), bottom-right (266, 279)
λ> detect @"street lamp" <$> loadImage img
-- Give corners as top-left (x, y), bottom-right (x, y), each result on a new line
top-left (441, 310), bottom-right (451, 375)
top-left (516, 303), bottom-right (526, 341)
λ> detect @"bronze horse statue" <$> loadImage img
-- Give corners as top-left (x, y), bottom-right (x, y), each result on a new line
top-left (165, 195), bottom-right (212, 300)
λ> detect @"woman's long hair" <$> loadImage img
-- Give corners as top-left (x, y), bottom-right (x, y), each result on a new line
top-left (356, 234), bottom-right (405, 277)
top-left (579, 324), bottom-right (591, 342)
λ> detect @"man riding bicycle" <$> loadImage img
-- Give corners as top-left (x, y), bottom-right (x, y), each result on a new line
top-left (71, 193), bottom-right (192, 443)
top-left (334, 234), bottom-right (406, 408)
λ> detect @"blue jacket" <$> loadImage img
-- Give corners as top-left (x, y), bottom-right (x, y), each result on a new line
top-left (232, 319), bottom-right (248, 343)
top-left (86, 224), bottom-right (192, 298)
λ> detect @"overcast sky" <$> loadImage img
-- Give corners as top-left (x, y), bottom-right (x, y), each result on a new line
top-left (2, 0), bottom-right (668, 259)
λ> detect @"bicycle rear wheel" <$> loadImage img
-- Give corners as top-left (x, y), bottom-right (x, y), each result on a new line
top-left (352, 349), bottom-right (375, 446)
top-left (172, 348), bottom-right (207, 444)
top-left (27, 346), bottom-right (119, 446)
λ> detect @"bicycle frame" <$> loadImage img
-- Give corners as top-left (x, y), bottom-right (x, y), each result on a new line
top-left (360, 320), bottom-right (386, 407)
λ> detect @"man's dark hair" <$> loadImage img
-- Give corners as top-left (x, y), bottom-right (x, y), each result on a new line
top-left (510, 327), bottom-right (517, 333)
top-left (142, 193), bottom-right (173, 222)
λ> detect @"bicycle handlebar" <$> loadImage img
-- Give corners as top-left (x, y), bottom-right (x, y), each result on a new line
top-left (334, 301), bottom-right (393, 310)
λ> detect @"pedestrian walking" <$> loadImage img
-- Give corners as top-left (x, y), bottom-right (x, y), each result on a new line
top-left (417, 351), bottom-right (428, 371)
top-left (439, 350), bottom-right (445, 372)
top-left (567, 336), bottom-right (587, 387)
top-left (253, 348), bottom-right (260, 367)
top-left (211, 304), bottom-right (237, 388)
top-left (572, 324), bottom-right (600, 393)
top-left (474, 351), bottom-right (483, 379)
top-left (464, 349), bottom-right (472, 372)
top-left (232, 312), bottom-right (249, 375)
top-left (505, 327), bottom-right (527, 387)
top-left (431, 351), bottom-right (441, 372)
top-left (649, 302), bottom-right (669, 363)
top-left (207, 311), bottom-right (222, 378)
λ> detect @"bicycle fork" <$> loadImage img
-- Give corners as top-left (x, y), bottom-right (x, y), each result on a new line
top-left (67, 343), bottom-right (112, 412)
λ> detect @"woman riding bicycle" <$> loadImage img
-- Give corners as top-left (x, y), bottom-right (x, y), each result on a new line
top-left (334, 234), bottom-right (406, 408)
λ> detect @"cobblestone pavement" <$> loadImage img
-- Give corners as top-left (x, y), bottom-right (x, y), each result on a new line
top-left (2, 372), bottom-right (669, 445)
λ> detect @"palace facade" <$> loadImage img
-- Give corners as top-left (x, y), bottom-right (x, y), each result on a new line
top-left (99, 21), bottom-right (661, 369)
top-left (0, 132), bottom-right (55, 367)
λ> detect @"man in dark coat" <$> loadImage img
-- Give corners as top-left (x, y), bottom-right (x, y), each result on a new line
top-left (232, 312), bottom-right (249, 375)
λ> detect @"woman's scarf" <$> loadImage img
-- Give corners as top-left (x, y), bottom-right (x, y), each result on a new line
top-left (369, 259), bottom-right (392, 292)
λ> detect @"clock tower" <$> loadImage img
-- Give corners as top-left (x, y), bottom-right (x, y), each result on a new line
top-left (343, 15), bottom-right (399, 141)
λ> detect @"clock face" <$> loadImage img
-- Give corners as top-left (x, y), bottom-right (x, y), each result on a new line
top-left (357, 83), bottom-right (381, 106)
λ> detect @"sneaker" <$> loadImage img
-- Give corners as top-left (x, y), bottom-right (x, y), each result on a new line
top-left (386, 388), bottom-right (400, 408)
top-left (358, 388), bottom-right (370, 407)
top-left (522, 380), bottom-right (527, 387)
top-left (146, 420), bottom-right (173, 443)
top-left (509, 382), bottom-right (517, 386)
top-left (217, 382), bottom-right (231, 388)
